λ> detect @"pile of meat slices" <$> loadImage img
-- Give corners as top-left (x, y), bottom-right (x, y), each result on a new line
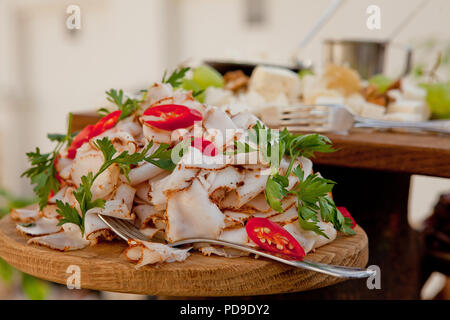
top-left (11, 82), bottom-right (337, 268)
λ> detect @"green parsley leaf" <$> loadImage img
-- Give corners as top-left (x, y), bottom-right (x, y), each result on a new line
top-left (145, 143), bottom-right (176, 171)
top-left (287, 133), bottom-right (335, 159)
top-left (265, 174), bottom-right (289, 213)
top-left (290, 166), bottom-right (353, 236)
top-left (104, 89), bottom-right (141, 120)
top-left (22, 114), bottom-right (74, 209)
top-left (97, 107), bottom-right (111, 117)
top-left (22, 148), bottom-right (60, 209)
top-left (162, 67), bottom-right (190, 88)
top-left (56, 200), bottom-right (83, 230)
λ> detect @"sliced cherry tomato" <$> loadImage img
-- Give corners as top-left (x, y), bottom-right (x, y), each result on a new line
top-left (338, 207), bottom-right (356, 229)
top-left (246, 217), bottom-right (305, 260)
top-left (143, 104), bottom-right (202, 131)
top-left (67, 124), bottom-right (94, 159)
top-left (91, 110), bottom-right (121, 137)
top-left (191, 137), bottom-right (217, 156)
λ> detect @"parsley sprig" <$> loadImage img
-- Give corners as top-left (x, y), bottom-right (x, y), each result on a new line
top-left (162, 67), bottom-right (190, 88)
top-left (236, 122), bottom-right (352, 236)
top-left (55, 137), bottom-right (174, 233)
top-left (162, 66), bottom-right (204, 98)
top-left (21, 114), bottom-right (74, 209)
top-left (98, 89), bottom-right (145, 119)
top-left (290, 166), bottom-right (354, 237)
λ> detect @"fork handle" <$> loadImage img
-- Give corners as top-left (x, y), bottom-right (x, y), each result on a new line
top-left (354, 117), bottom-right (450, 134)
top-left (170, 238), bottom-right (375, 279)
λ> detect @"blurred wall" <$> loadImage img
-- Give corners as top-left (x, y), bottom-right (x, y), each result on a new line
top-left (0, 0), bottom-right (170, 192)
top-left (0, 0), bottom-right (449, 224)
top-left (177, 0), bottom-right (450, 75)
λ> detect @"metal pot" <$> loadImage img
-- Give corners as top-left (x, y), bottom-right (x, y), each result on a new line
top-left (323, 39), bottom-right (412, 79)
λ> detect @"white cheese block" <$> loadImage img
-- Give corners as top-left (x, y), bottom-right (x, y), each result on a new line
top-left (401, 78), bottom-right (427, 101)
top-left (387, 99), bottom-right (430, 120)
top-left (249, 65), bottom-right (301, 103)
top-left (360, 102), bottom-right (386, 119)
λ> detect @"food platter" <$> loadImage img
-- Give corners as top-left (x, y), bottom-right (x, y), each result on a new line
top-left (0, 216), bottom-right (368, 296)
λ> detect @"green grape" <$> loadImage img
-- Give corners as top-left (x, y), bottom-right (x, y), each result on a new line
top-left (192, 65), bottom-right (224, 89)
top-left (368, 74), bottom-right (393, 94)
top-left (421, 82), bottom-right (450, 119)
top-left (182, 79), bottom-right (205, 103)
top-left (182, 78), bottom-right (202, 92)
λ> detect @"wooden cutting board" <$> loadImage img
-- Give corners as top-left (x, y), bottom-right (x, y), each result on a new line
top-left (0, 216), bottom-right (368, 296)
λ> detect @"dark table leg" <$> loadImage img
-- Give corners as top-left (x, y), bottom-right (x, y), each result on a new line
top-left (268, 165), bottom-right (424, 299)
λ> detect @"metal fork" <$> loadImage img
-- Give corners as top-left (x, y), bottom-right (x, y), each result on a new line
top-left (259, 104), bottom-right (450, 134)
top-left (98, 214), bottom-right (375, 279)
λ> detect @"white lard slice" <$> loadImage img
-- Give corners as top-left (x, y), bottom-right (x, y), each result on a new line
top-left (28, 223), bottom-right (89, 251)
top-left (16, 217), bottom-right (61, 236)
top-left (10, 205), bottom-right (40, 223)
top-left (283, 220), bottom-right (337, 253)
top-left (125, 239), bottom-right (190, 268)
top-left (165, 178), bottom-right (225, 242)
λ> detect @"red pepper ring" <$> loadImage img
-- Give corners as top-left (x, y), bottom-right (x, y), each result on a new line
top-left (53, 155), bottom-right (63, 184)
top-left (246, 217), bottom-right (305, 260)
top-left (143, 104), bottom-right (202, 131)
top-left (91, 110), bottom-right (122, 137)
top-left (191, 137), bottom-right (217, 156)
top-left (67, 110), bottom-right (122, 159)
top-left (67, 124), bottom-right (95, 159)
top-left (337, 207), bottom-right (356, 229)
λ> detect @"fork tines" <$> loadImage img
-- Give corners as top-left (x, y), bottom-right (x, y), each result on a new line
top-left (262, 104), bottom-right (332, 132)
top-left (98, 214), bottom-right (148, 242)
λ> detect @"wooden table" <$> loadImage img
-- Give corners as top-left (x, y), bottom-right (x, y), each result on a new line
top-left (71, 113), bottom-right (450, 299)
top-left (0, 216), bottom-right (368, 296)
top-left (309, 129), bottom-right (449, 299)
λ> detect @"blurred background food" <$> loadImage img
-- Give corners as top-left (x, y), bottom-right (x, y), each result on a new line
top-left (0, 0), bottom-right (449, 299)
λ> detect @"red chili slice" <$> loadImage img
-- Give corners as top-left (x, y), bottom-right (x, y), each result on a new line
top-left (67, 111), bottom-right (122, 159)
top-left (191, 137), bottom-right (217, 156)
top-left (338, 207), bottom-right (356, 229)
top-left (143, 104), bottom-right (202, 131)
top-left (67, 124), bottom-right (94, 159)
top-left (53, 155), bottom-right (63, 184)
top-left (91, 110), bottom-right (121, 137)
top-left (246, 217), bottom-right (305, 260)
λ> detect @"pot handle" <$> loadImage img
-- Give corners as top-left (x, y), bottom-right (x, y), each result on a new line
top-left (403, 45), bottom-right (413, 76)
top-left (389, 43), bottom-right (413, 77)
